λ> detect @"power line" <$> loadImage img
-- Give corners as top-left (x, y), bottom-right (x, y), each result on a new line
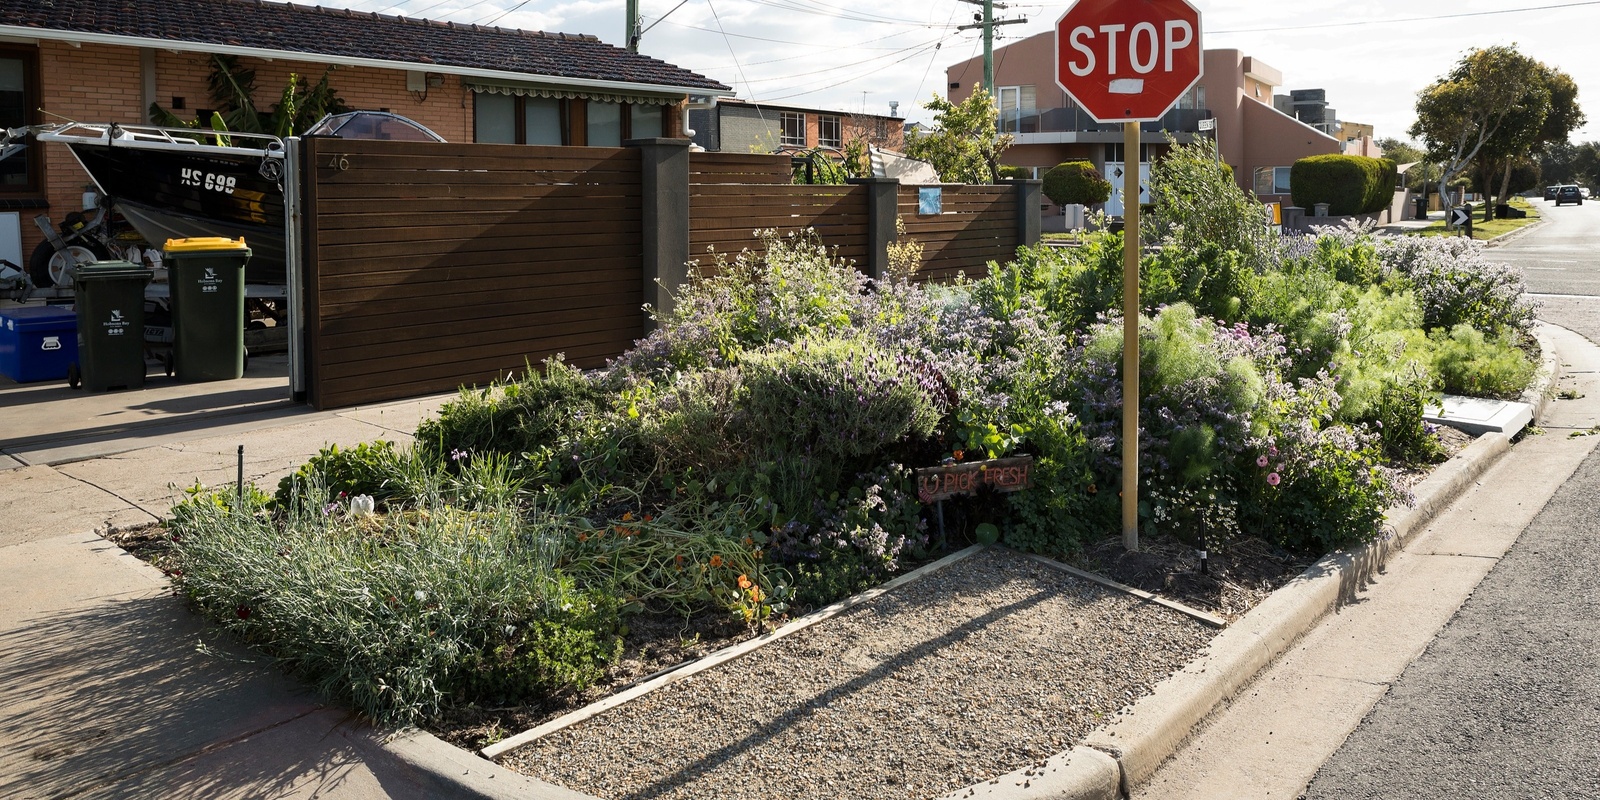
top-left (1209, 1), bottom-right (1600, 34)
top-left (697, 28), bottom-right (932, 70)
top-left (733, 37), bottom-right (948, 85)
top-left (763, 40), bottom-right (947, 102)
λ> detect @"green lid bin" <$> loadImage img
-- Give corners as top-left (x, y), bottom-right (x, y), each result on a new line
top-left (164, 237), bottom-right (251, 382)
top-left (72, 260), bottom-right (152, 391)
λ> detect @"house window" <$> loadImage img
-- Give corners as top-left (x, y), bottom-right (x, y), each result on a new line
top-left (1105, 143), bottom-right (1152, 163)
top-left (586, 101), bottom-right (623, 147)
top-left (1253, 166), bottom-right (1292, 195)
top-left (630, 104), bottom-right (665, 139)
top-left (781, 111), bottom-right (806, 147)
top-left (474, 93), bottom-right (568, 145)
top-left (818, 115), bottom-right (841, 149)
top-left (997, 85), bottom-right (1037, 133)
top-left (0, 47), bottom-right (40, 192)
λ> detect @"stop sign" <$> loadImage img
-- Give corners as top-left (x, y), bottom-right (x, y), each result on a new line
top-left (1055, 0), bottom-right (1203, 123)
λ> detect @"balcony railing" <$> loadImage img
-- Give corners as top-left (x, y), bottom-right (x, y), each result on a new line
top-left (1001, 106), bottom-right (1211, 135)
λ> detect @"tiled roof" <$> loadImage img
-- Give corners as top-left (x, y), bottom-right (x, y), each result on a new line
top-left (0, 0), bottom-right (731, 92)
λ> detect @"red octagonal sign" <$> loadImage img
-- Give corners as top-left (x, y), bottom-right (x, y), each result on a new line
top-left (1055, 0), bottom-right (1203, 123)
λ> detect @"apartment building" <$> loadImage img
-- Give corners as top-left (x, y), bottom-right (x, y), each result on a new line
top-left (945, 32), bottom-right (1340, 213)
top-left (689, 99), bottom-right (905, 155)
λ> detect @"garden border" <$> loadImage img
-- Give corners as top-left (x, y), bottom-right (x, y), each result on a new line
top-left (371, 326), bottom-right (1564, 800)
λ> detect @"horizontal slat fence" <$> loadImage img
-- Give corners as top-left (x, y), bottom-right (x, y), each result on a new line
top-left (899, 185), bottom-right (1018, 282)
top-left (689, 151), bottom-right (792, 185)
top-left (301, 139), bottom-right (643, 409)
top-left (689, 183), bottom-right (871, 271)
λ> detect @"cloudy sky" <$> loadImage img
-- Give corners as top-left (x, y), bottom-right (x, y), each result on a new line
top-left (325, 0), bottom-right (1600, 143)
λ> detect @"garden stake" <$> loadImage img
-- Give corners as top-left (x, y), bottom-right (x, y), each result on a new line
top-left (936, 499), bottom-right (947, 550)
top-left (237, 445), bottom-right (244, 508)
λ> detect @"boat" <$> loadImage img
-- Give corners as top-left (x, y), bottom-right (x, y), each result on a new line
top-left (16, 112), bottom-right (445, 286)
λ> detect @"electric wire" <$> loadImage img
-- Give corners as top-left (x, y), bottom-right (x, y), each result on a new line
top-left (732, 36), bottom-right (948, 85)
top-left (762, 39), bottom-right (947, 102)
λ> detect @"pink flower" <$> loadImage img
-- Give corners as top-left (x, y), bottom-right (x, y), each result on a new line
top-left (1267, 472), bottom-right (1281, 486)
top-left (1257, 455), bottom-right (1270, 468)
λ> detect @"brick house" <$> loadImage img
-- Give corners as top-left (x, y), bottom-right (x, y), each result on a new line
top-left (944, 32), bottom-right (1340, 215)
top-left (0, 0), bottom-right (731, 266)
top-left (690, 99), bottom-right (904, 156)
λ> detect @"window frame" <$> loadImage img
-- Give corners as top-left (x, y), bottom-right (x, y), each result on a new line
top-left (817, 114), bottom-right (842, 149)
top-left (1253, 166), bottom-right (1292, 196)
top-left (473, 93), bottom-right (570, 146)
top-left (0, 44), bottom-right (42, 195)
top-left (780, 111), bottom-right (807, 148)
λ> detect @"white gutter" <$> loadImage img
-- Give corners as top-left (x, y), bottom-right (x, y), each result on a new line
top-left (684, 95), bottom-right (718, 138)
top-left (0, 25), bottom-right (736, 100)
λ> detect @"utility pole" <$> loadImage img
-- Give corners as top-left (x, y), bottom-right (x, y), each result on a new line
top-left (626, 0), bottom-right (641, 52)
top-left (956, 0), bottom-right (1027, 95)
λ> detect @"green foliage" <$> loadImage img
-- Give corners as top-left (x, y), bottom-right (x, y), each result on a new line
top-left (1002, 407), bottom-right (1109, 557)
top-left (1142, 243), bottom-right (1254, 323)
top-left (1257, 431), bottom-right (1397, 553)
top-left (274, 441), bottom-right (403, 509)
top-left (1148, 138), bottom-right (1279, 273)
top-left (1042, 160), bottom-right (1113, 207)
top-left (149, 54), bottom-right (346, 135)
top-left (1290, 155), bottom-right (1398, 215)
top-left (903, 88), bottom-right (1014, 184)
top-left (168, 496), bottom-right (619, 726)
top-left (997, 165), bottom-right (1032, 180)
top-left (791, 148), bottom-right (853, 184)
top-left (1430, 325), bottom-right (1537, 397)
top-left (1371, 378), bottom-right (1447, 465)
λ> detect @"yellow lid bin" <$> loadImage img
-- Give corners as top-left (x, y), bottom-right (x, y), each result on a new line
top-left (164, 236), bottom-right (249, 252)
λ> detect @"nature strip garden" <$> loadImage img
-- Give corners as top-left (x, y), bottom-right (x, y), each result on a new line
top-left (143, 140), bottom-right (1539, 789)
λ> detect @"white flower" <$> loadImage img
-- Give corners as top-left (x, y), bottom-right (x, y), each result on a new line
top-left (413, 590), bottom-right (426, 602)
top-left (349, 494), bottom-right (376, 517)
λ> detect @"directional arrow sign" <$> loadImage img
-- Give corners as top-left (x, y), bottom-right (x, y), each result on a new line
top-left (1450, 207), bottom-right (1472, 226)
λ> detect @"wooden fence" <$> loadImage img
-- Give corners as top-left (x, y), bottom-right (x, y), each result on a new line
top-left (299, 139), bottom-right (643, 409)
top-left (899, 185), bottom-right (1018, 282)
top-left (295, 141), bottom-right (1036, 409)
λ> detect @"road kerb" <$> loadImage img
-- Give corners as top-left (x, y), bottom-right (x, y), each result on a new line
top-left (935, 746), bottom-right (1120, 800)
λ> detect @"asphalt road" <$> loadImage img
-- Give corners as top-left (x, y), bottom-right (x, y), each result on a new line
top-left (1301, 200), bottom-right (1600, 799)
top-left (1492, 197), bottom-right (1600, 342)
top-left (1301, 445), bottom-right (1600, 799)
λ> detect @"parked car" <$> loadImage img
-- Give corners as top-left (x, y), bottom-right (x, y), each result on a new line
top-left (1556, 185), bottom-right (1584, 206)
top-left (1545, 185), bottom-right (1560, 201)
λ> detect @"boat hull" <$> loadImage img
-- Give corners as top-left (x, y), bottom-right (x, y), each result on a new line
top-left (66, 142), bottom-right (287, 284)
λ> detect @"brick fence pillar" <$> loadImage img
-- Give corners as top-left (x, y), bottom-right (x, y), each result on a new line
top-left (630, 137), bottom-right (691, 334)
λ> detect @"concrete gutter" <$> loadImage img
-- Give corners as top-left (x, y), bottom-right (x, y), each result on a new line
top-left (940, 324), bottom-right (1563, 800)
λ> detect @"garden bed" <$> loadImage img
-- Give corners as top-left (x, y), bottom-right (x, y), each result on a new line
top-left (491, 546), bottom-right (1214, 800)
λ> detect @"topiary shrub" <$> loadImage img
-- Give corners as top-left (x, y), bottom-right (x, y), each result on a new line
top-left (1042, 160), bottom-right (1113, 207)
top-left (998, 165), bottom-right (1033, 180)
top-left (1291, 155), bottom-right (1397, 215)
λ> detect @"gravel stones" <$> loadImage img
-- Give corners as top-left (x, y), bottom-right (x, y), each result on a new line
top-left (499, 547), bottom-right (1216, 799)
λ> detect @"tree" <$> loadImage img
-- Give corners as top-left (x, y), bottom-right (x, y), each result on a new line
top-left (1409, 45), bottom-right (1550, 223)
top-left (150, 54), bottom-right (347, 136)
top-left (1042, 160), bottom-right (1112, 207)
top-left (903, 88), bottom-right (1013, 184)
top-left (1466, 61), bottom-right (1582, 219)
top-left (1375, 137), bottom-right (1435, 192)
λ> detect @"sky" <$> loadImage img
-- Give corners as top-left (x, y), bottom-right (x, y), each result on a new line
top-left (317, 0), bottom-right (1600, 143)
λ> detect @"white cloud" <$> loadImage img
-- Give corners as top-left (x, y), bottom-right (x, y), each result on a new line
top-left (325, 0), bottom-right (1600, 141)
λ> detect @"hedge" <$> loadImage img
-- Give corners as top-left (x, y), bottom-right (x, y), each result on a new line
top-left (1290, 155), bottom-right (1398, 215)
top-left (1042, 160), bottom-right (1113, 207)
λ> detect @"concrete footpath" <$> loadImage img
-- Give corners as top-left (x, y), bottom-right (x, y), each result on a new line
top-left (0, 394), bottom-right (558, 799)
top-left (0, 324), bottom-right (1590, 800)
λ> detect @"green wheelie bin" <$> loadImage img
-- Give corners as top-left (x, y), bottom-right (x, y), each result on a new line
top-left (164, 237), bottom-right (251, 382)
top-left (71, 260), bottom-right (152, 391)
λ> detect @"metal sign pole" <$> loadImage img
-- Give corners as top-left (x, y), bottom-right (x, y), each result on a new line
top-left (1121, 119), bottom-right (1141, 552)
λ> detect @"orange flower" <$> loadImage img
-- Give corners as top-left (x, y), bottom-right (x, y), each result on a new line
top-left (737, 574), bottom-right (753, 589)
top-left (577, 532), bottom-right (589, 542)
top-left (643, 514), bottom-right (654, 522)
top-left (709, 555), bottom-right (724, 568)
top-left (953, 449), bottom-right (965, 460)
top-left (674, 554), bottom-right (686, 565)
top-left (622, 511), bottom-right (634, 522)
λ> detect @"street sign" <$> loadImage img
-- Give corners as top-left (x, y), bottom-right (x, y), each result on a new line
top-left (1197, 117), bottom-right (1215, 131)
top-left (1450, 206), bottom-right (1472, 226)
top-left (1054, 0), bottom-right (1204, 123)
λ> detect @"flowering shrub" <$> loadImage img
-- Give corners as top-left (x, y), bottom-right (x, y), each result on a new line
top-left (1376, 233), bottom-right (1536, 335)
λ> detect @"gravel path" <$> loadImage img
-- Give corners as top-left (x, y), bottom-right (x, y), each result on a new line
top-left (499, 547), bottom-right (1216, 799)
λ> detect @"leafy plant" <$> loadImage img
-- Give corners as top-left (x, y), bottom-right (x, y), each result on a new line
top-left (1042, 160), bottom-right (1113, 207)
top-left (903, 88), bottom-right (1014, 184)
top-left (149, 54), bottom-right (347, 135)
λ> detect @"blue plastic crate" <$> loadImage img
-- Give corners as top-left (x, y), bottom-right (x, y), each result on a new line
top-left (0, 305), bottom-right (79, 382)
